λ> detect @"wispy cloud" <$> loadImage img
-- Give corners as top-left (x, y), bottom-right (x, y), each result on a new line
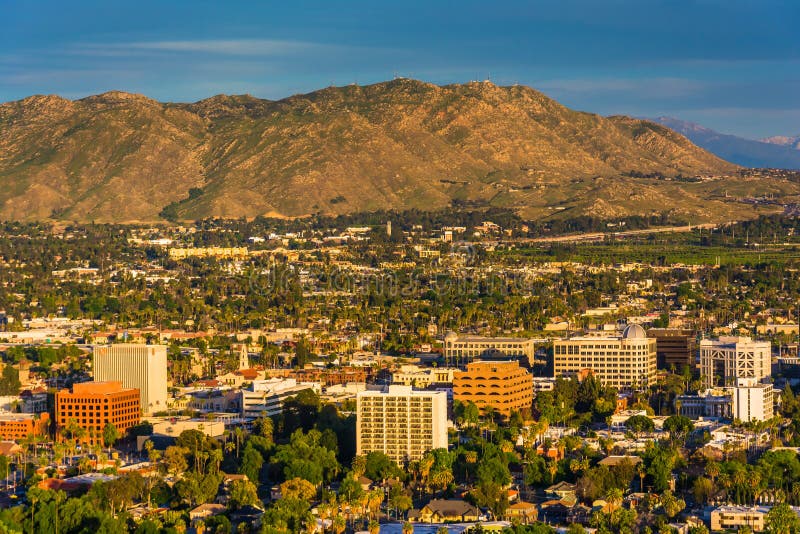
top-left (534, 77), bottom-right (707, 99)
top-left (68, 39), bottom-right (359, 58)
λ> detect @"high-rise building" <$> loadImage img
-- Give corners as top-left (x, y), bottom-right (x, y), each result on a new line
top-left (356, 385), bottom-right (447, 464)
top-left (55, 381), bottom-right (140, 444)
top-left (453, 360), bottom-right (533, 418)
top-left (93, 344), bottom-right (168, 415)
top-left (553, 324), bottom-right (657, 389)
top-left (731, 378), bottom-right (774, 422)
top-left (699, 336), bottom-right (771, 388)
top-left (647, 328), bottom-right (697, 370)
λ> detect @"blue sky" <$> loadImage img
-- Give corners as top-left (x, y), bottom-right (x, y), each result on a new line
top-left (1, 0), bottom-right (798, 138)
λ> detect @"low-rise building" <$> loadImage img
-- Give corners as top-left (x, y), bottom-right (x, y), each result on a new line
top-left (676, 389), bottom-right (733, 419)
top-left (392, 365), bottom-right (456, 387)
top-left (240, 378), bottom-right (321, 418)
top-left (710, 505), bottom-right (769, 532)
top-left (0, 412), bottom-right (50, 441)
top-left (444, 332), bottom-right (539, 367)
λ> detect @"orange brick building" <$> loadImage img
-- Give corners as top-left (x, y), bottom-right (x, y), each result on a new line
top-left (453, 360), bottom-right (533, 418)
top-left (55, 381), bottom-right (140, 444)
top-left (0, 412), bottom-right (50, 441)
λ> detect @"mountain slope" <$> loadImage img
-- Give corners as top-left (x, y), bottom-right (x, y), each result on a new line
top-left (652, 117), bottom-right (800, 170)
top-left (0, 79), bottom-right (769, 223)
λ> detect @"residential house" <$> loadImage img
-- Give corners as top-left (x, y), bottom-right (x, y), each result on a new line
top-left (412, 499), bottom-right (480, 523)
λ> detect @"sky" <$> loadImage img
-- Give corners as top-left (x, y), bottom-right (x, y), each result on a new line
top-left (1, 0), bottom-right (798, 139)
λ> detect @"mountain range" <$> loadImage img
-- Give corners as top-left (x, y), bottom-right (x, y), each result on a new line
top-left (1, 79), bottom-right (797, 223)
top-left (762, 135), bottom-right (800, 151)
top-left (651, 117), bottom-right (800, 170)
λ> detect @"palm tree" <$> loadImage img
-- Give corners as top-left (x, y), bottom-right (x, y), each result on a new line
top-left (332, 515), bottom-right (346, 534)
top-left (547, 459), bottom-right (558, 484)
top-left (402, 521), bottom-right (414, 534)
top-left (705, 461), bottom-right (720, 486)
top-left (209, 448), bottom-right (223, 475)
top-left (637, 463), bottom-right (647, 493)
top-left (604, 487), bottom-right (624, 513)
top-left (732, 470), bottom-right (747, 505)
top-left (718, 473), bottom-right (732, 504)
top-left (430, 469), bottom-right (454, 493)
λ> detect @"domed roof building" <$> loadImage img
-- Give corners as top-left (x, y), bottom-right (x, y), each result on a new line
top-left (552, 325), bottom-right (657, 389)
top-left (622, 323), bottom-right (647, 339)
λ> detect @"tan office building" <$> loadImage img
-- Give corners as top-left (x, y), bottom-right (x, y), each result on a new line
top-left (453, 360), bottom-right (533, 418)
top-left (93, 344), bottom-right (168, 415)
top-left (553, 324), bottom-right (657, 389)
top-left (356, 385), bottom-right (447, 464)
top-left (444, 333), bottom-right (539, 367)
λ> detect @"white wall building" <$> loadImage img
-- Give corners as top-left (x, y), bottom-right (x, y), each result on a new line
top-left (357, 385), bottom-right (447, 463)
top-left (239, 378), bottom-right (321, 418)
top-left (93, 344), bottom-right (168, 415)
top-left (731, 378), bottom-right (774, 422)
top-left (700, 336), bottom-right (771, 388)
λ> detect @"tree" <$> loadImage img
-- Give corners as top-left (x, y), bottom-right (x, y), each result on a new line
top-left (164, 446), bottom-right (189, 475)
top-left (252, 416), bottom-right (274, 445)
top-left (0, 365), bottom-right (21, 396)
top-left (281, 477), bottom-right (317, 501)
top-left (240, 443), bottom-right (264, 483)
top-left (103, 422), bottom-right (120, 452)
top-left (663, 415), bottom-right (694, 443)
top-left (604, 488), bottom-right (623, 513)
top-left (273, 429), bottom-right (340, 485)
top-left (766, 503), bottom-right (800, 534)
top-left (660, 489), bottom-right (685, 519)
top-left (693, 477), bottom-right (714, 505)
top-left (625, 415), bottom-right (655, 435)
top-left (647, 445), bottom-right (679, 492)
top-left (229, 479), bottom-right (260, 509)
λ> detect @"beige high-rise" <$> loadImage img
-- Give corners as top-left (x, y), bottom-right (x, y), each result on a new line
top-left (93, 344), bottom-right (168, 415)
top-left (356, 385), bottom-right (447, 464)
top-left (553, 324), bottom-right (657, 389)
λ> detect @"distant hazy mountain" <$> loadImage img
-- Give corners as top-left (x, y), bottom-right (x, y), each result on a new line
top-left (762, 135), bottom-right (800, 150)
top-left (651, 117), bottom-right (800, 170)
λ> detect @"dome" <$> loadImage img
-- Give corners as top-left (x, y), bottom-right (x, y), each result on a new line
top-left (444, 331), bottom-right (459, 342)
top-left (622, 323), bottom-right (647, 339)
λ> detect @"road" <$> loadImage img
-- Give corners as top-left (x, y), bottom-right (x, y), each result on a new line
top-left (523, 223), bottom-right (719, 244)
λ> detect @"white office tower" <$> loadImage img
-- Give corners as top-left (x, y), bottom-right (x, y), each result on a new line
top-left (731, 378), bottom-right (774, 422)
top-left (700, 336), bottom-right (771, 388)
top-left (357, 385), bottom-right (448, 464)
top-left (93, 344), bottom-right (168, 415)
